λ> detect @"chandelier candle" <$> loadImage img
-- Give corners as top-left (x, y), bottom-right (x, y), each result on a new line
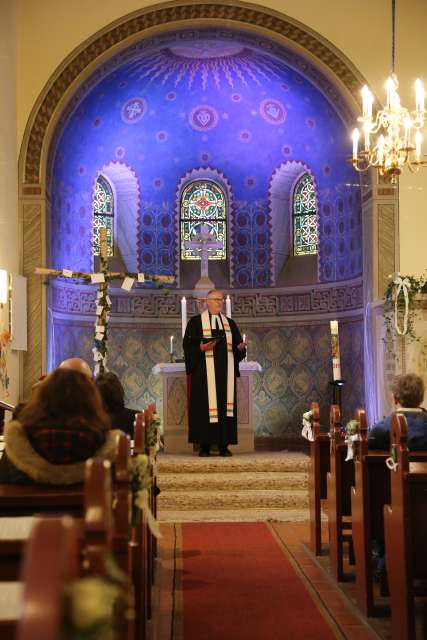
top-left (330, 320), bottom-right (341, 381)
top-left (226, 295), bottom-right (231, 317)
top-left (181, 296), bottom-right (187, 338)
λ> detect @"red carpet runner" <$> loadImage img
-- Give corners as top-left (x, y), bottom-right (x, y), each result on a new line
top-left (179, 522), bottom-right (338, 640)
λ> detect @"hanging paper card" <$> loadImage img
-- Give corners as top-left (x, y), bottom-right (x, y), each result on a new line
top-left (121, 277), bottom-right (135, 291)
top-left (62, 269), bottom-right (73, 278)
top-left (91, 273), bottom-right (105, 284)
top-left (137, 273), bottom-right (145, 283)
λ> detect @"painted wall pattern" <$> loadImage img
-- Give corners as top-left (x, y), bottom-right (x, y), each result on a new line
top-left (49, 28), bottom-right (362, 286)
top-left (50, 319), bottom-right (364, 438)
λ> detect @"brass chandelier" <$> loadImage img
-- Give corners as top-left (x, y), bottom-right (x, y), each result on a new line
top-left (352, 0), bottom-right (426, 183)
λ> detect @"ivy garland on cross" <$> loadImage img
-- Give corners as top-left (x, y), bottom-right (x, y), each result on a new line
top-left (36, 228), bottom-right (174, 375)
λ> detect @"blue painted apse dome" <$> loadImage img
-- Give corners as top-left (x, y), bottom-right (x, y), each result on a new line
top-left (49, 28), bottom-right (362, 287)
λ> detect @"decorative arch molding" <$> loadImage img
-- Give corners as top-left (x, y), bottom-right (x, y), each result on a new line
top-left (19, 1), bottom-right (368, 188)
top-left (269, 161), bottom-right (318, 284)
top-left (174, 166), bottom-right (234, 287)
top-left (97, 162), bottom-right (141, 272)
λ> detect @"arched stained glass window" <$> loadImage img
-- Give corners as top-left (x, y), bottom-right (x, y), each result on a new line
top-left (180, 180), bottom-right (226, 260)
top-left (93, 175), bottom-right (114, 256)
top-left (293, 173), bottom-right (318, 256)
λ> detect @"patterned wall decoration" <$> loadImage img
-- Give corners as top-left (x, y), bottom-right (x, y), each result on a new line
top-left (50, 317), bottom-right (364, 438)
top-left (48, 27), bottom-right (361, 287)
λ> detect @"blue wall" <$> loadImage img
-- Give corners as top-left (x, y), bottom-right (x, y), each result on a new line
top-left (49, 28), bottom-right (362, 286)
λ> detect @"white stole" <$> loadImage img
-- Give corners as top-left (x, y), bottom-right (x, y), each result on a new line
top-left (201, 309), bottom-right (234, 424)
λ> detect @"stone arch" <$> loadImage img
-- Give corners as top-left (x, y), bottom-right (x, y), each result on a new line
top-left (96, 162), bottom-right (140, 272)
top-left (17, 0), bottom-right (387, 397)
top-left (269, 161), bottom-right (318, 284)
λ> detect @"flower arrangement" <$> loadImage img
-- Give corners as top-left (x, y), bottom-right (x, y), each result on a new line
top-left (0, 328), bottom-right (12, 393)
top-left (344, 419), bottom-right (359, 461)
top-left (301, 409), bottom-right (314, 441)
top-left (146, 412), bottom-right (161, 454)
top-left (130, 453), bottom-right (161, 538)
top-left (383, 271), bottom-right (427, 343)
top-left (65, 555), bottom-right (129, 640)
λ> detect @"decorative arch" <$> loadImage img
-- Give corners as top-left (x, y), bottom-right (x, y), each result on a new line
top-left (269, 161), bottom-right (318, 284)
top-left (175, 167), bottom-right (234, 287)
top-left (17, 0), bottom-right (382, 398)
top-left (97, 162), bottom-right (140, 272)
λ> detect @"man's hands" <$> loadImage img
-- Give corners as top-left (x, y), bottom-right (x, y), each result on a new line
top-left (237, 341), bottom-right (247, 351)
top-left (200, 340), bottom-right (217, 352)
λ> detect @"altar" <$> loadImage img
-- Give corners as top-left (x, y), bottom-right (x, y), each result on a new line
top-left (152, 361), bottom-right (262, 453)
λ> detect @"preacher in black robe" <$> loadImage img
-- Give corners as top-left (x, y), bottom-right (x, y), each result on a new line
top-left (183, 291), bottom-right (246, 452)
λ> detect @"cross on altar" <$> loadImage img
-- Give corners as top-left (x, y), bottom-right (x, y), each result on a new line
top-left (36, 228), bottom-right (174, 375)
top-left (184, 223), bottom-right (223, 290)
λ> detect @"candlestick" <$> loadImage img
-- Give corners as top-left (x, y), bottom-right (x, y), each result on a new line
top-left (226, 295), bottom-right (231, 317)
top-left (330, 320), bottom-right (341, 381)
top-left (181, 296), bottom-right (187, 338)
top-left (170, 335), bottom-right (174, 355)
top-left (242, 333), bottom-right (247, 362)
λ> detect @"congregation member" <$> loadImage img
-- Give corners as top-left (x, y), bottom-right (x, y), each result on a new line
top-left (95, 371), bottom-right (138, 437)
top-left (368, 373), bottom-right (427, 450)
top-left (0, 368), bottom-right (120, 485)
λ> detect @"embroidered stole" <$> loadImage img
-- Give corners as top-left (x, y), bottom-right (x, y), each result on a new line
top-left (201, 309), bottom-right (234, 424)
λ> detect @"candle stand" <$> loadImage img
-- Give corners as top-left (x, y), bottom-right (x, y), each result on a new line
top-left (329, 379), bottom-right (345, 422)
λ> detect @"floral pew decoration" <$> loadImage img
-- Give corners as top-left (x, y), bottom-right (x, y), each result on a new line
top-left (301, 409), bottom-right (314, 442)
top-left (344, 419), bottom-right (359, 461)
top-left (66, 555), bottom-right (130, 640)
top-left (146, 412), bottom-right (162, 460)
top-left (130, 453), bottom-right (161, 539)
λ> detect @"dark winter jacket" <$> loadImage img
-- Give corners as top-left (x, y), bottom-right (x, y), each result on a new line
top-left (368, 408), bottom-right (427, 451)
top-left (0, 419), bottom-right (122, 485)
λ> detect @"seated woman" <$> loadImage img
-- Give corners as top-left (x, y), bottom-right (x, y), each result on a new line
top-left (95, 371), bottom-right (137, 437)
top-left (369, 373), bottom-right (427, 450)
top-left (0, 368), bottom-right (120, 485)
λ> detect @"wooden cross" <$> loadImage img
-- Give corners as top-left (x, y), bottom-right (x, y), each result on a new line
top-left (36, 228), bottom-right (174, 375)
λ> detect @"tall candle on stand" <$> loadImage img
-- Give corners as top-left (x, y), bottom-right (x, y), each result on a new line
top-left (243, 333), bottom-right (247, 362)
top-left (169, 335), bottom-right (174, 355)
top-left (181, 296), bottom-right (187, 338)
top-left (330, 320), bottom-right (341, 381)
top-left (226, 295), bottom-right (231, 317)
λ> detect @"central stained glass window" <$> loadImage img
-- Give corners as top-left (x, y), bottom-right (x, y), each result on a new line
top-left (93, 174), bottom-right (114, 256)
top-left (180, 180), bottom-right (226, 260)
top-left (293, 173), bottom-right (318, 256)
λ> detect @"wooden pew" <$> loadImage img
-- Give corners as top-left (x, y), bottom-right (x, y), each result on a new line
top-left (1, 459), bottom-right (120, 639)
top-left (351, 409), bottom-right (390, 616)
top-left (384, 413), bottom-right (427, 640)
top-left (17, 517), bottom-right (80, 640)
top-left (308, 401), bottom-right (330, 555)
top-left (132, 412), bottom-right (149, 637)
top-left (326, 404), bottom-right (355, 582)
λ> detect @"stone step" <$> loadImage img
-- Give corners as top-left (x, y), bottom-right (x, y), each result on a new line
top-left (157, 508), bottom-right (310, 523)
top-left (158, 488), bottom-right (308, 511)
top-left (157, 452), bottom-right (309, 474)
top-left (158, 471), bottom-right (308, 491)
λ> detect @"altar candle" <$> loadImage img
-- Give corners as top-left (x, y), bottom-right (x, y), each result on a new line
top-left (330, 320), bottom-right (341, 381)
top-left (170, 335), bottom-right (174, 355)
top-left (226, 295), bottom-right (231, 317)
top-left (243, 333), bottom-right (247, 362)
top-left (181, 296), bottom-right (187, 338)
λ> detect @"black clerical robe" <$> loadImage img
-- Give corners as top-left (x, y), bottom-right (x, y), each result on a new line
top-left (183, 313), bottom-right (246, 446)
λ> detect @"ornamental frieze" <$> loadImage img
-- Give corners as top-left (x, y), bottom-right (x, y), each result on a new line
top-left (51, 281), bottom-right (363, 317)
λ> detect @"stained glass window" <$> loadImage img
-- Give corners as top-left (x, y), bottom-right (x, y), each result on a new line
top-left (93, 175), bottom-right (114, 256)
top-left (180, 180), bottom-right (226, 260)
top-left (293, 173), bottom-right (318, 256)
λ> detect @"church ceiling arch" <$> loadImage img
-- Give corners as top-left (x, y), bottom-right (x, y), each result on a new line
top-left (46, 25), bottom-right (361, 288)
top-left (20, 1), bottom-right (365, 187)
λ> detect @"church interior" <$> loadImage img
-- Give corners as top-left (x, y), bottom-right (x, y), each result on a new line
top-left (0, 0), bottom-right (427, 638)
